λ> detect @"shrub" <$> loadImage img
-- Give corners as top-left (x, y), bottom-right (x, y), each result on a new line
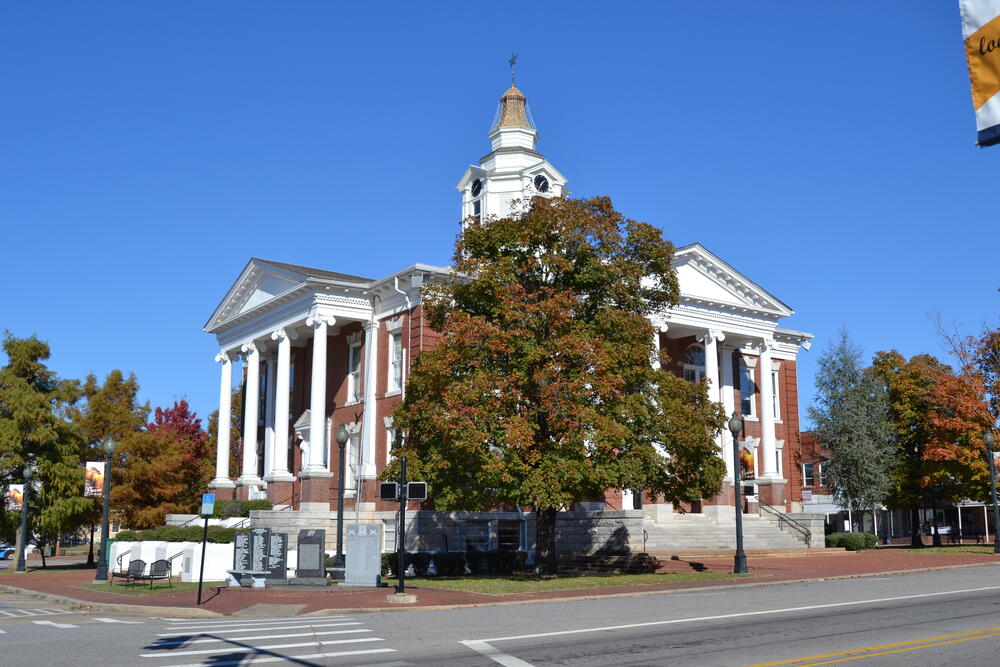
top-left (115, 530), bottom-right (138, 541)
top-left (431, 551), bottom-right (466, 576)
top-left (381, 552), bottom-right (396, 576)
top-left (108, 524), bottom-right (239, 544)
top-left (407, 551), bottom-right (433, 576)
top-left (465, 549), bottom-right (484, 575)
top-left (243, 500), bottom-right (273, 513)
top-left (826, 532), bottom-right (871, 551)
top-left (220, 501), bottom-right (244, 518)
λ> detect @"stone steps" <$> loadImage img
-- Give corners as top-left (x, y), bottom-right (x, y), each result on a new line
top-left (641, 513), bottom-right (811, 551)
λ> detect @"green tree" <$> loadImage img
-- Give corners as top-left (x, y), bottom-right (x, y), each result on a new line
top-left (871, 350), bottom-right (952, 546)
top-left (389, 196), bottom-right (726, 574)
top-left (809, 331), bottom-right (894, 530)
top-left (0, 334), bottom-right (89, 560)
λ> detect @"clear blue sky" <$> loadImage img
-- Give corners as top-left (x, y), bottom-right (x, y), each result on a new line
top-left (1, 3), bottom-right (996, 428)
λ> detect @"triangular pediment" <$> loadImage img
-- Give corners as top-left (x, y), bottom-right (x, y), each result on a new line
top-left (204, 259), bottom-right (309, 332)
top-left (673, 244), bottom-right (793, 317)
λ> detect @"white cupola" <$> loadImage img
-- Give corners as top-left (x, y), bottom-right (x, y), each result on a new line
top-left (456, 79), bottom-right (568, 226)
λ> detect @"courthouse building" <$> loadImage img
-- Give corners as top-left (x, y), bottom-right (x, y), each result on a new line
top-left (203, 81), bottom-right (815, 553)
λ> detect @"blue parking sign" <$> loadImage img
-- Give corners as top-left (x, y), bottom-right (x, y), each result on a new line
top-left (201, 493), bottom-right (215, 516)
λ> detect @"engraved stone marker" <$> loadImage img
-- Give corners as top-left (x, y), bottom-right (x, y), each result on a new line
top-left (291, 529), bottom-right (327, 586)
top-left (265, 532), bottom-right (287, 581)
top-left (344, 522), bottom-right (382, 588)
top-left (233, 532), bottom-right (250, 571)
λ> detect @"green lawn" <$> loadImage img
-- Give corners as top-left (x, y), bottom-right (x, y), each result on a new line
top-left (900, 544), bottom-right (1000, 555)
top-left (76, 581), bottom-right (227, 596)
top-left (406, 571), bottom-right (745, 595)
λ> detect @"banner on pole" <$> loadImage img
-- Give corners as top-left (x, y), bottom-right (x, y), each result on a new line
top-left (960, 0), bottom-right (1000, 146)
top-left (5, 485), bottom-right (23, 511)
top-left (85, 461), bottom-right (105, 498)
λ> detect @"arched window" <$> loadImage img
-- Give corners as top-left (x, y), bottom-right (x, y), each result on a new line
top-left (683, 344), bottom-right (705, 383)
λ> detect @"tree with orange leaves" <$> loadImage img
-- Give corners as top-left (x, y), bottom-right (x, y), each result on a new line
top-left (388, 196), bottom-right (726, 575)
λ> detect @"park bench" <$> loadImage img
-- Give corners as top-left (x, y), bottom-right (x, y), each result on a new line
top-left (111, 558), bottom-right (146, 587)
top-left (132, 559), bottom-right (172, 589)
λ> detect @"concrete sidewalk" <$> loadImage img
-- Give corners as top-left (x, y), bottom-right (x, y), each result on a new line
top-left (2, 548), bottom-right (998, 618)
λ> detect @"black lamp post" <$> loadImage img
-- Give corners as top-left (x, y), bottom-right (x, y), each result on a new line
top-left (984, 429), bottom-right (1000, 555)
top-left (333, 424), bottom-right (349, 573)
top-left (15, 464), bottom-right (33, 573)
top-left (728, 411), bottom-right (748, 574)
top-left (94, 438), bottom-right (116, 581)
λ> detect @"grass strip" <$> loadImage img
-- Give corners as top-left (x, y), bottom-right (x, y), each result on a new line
top-left (406, 571), bottom-right (745, 595)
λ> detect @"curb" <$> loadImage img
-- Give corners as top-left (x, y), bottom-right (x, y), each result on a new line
top-left (4, 560), bottom-right (998, 618)
top-left (0, 584), bottom-right (224, 619)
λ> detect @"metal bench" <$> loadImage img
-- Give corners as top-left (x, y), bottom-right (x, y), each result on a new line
top-left (133, 559), bottom-right (172, 589)
top-left (111, 558), bottom-right (146, 587)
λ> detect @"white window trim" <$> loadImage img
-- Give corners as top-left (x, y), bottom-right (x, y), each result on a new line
top-left (388, 331), bottom-right (403, 393)
top-left (802, 461), bottom-right (815, 488)
top-left (772, 369), bottom-right (781, 422)
top-left (346, 341), bottom-right (362, 405)
top-left (739, 362), bottom-right (758, 419)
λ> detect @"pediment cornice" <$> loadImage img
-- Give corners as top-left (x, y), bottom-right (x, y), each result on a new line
top-left (673, 244), bottom-right (793, 318)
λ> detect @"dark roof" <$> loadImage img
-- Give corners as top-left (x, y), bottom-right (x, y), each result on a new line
top-left (255, 258), bottom-right (373, 284)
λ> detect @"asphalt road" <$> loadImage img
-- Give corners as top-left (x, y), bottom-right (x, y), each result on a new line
top-left (3, 567), bottom-right (1000, 665)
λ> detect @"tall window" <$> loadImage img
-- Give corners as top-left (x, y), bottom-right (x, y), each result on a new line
top-left (386, 427), bottom-right (397, 466)
top-left (818, 462), bottom-right (827, 487)
top-left (682, 344), bottom-right (705, 383)
top-left (347, 342), bottom-right (362, 402)
top-left (802, 461), bottom-right (815, 487)
top-left (257, 362), bottom-right (267, 425)
top-left (389, 332), bottom-right (403, 392)
top-left (740, 364), bottom-right (756, 417)
top-left (772, 369), bottom-right (781, 420)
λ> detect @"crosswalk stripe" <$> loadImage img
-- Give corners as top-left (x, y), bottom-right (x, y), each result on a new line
top-left (96, 617), bottom-right (145, 624)
top-left (165, 614), bottom-right (348, 628)
top-left (140, 636), bottom-right (383, 658)
top-left (162, 647), bottom-right (397, 667)
top-left (157, 621), bottom-right (362, 636)
top-left (32, 620), bottom-right (78, 629)
top-left (154, 628), bottom-right (371, 646)
top-left (0, 610), bottom-right (17, 617)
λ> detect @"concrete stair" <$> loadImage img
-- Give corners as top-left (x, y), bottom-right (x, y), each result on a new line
top-left (642, 513), bottom-right (809, 552)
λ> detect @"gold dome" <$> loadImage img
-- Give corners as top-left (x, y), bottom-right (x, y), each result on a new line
top-left (493, 84), bottom-right (533, 130)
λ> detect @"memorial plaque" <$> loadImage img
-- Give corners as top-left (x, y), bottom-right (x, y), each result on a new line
top-left (290, 529), bottom-right (327, 585)
top-left (265, 532), bottom-right (287, 580)
top-left (296, 529), bottom-right (325, 579)
top-left (344, 522), bottom-right (382, 587)
top-left (233, 532), bottom-right (251, 571)
top-left (251, 527), bottom-right (270, 572)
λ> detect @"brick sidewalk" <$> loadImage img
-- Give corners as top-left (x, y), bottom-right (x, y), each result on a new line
top-left (2, 549), bottom-right (998, 617)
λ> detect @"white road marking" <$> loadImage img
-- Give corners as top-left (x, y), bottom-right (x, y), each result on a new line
top-left (140, 636), bottom-right (383, 658)
top-left (462, 640), bottom-right (534, 667)
top-left (460, 584), bottom-right (1000, 666)
top-left (162, 647), bottom-right (396, 667)
top-left (95, 617), bottom-right (145, 624)
top-left (0, 610), bottom-right (17, 617)
top-left (154, 628), bottom-right (370, 646)
top-left (157, 621), bottom-right (361, 636)
top-left (32, 620), bottom-right (79, 629)
top-left (165, 614), bottom-right (347, 628)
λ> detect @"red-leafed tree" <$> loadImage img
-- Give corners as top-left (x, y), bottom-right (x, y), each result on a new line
top-left (113, 400), bottom-right (211, 529)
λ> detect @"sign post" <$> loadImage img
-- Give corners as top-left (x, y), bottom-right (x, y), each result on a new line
top-left (197, 493), bottom-right (214, 605)
top-left (396, 457), bottom-right (407, 594)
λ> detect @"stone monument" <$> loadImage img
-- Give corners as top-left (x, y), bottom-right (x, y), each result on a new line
top-left (343, 522), bottom-right (382, 587)
top-left (291, 529), bottom-right (328, 586)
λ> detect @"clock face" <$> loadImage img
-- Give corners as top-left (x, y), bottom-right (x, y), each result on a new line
top-left (471, 179), bottom-right (482, 197)
top-left (533, 174), bottom-right (550, 193)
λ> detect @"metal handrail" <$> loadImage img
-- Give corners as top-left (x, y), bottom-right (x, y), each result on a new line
top-left (167, 551), bottom-right (184, 562)
top-left (115, 549), bottom-right (131, 568)
top-left (230, 493), bottom-right (299, 530)
top-left (759, 502), bottom-right (812, 547)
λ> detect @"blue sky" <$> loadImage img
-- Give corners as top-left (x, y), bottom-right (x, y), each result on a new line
top-left (1, 2), bottom-right (996, 428)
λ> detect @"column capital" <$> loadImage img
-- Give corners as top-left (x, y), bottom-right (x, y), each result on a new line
top-left (271, 327), bottom-right (299, 343)
top-left (305, 314), bottom-right (336, 328)
top-left (696, 329), bottom-right (726, 344)
top-left (240, 341), bottom-right (259, 356)
top-left (215, 350), bottom-right (236, 364)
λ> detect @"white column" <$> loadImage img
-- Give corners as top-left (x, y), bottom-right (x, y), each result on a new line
top-left (263, 354), bottom-right (276, 481)
top-left (210, 351), bottom-right (236, 489)
top-left (266, 328), bottom-right (295, 482)
top-left (720, 344), bottom-right (736, 481)
top-left (304, 314), bottom-right (335, 476)
top-left (698, 329), bottom-right (727, 478)
top-left (651, 324), bottom-right (665, 370)
top-left (359, 319), bottom-right (379, 478)
top-left (759, 338), bottom-right (778, 477)
top-left (238, 341), bottom-right (262, 485)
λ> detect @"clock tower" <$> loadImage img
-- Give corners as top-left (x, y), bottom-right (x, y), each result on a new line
top-left (456, 80), bottom-right (568, 226)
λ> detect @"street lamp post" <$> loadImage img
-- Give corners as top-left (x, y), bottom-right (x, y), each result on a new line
top-left (15, 464), bottom-right (33, 573)
top-left (94, 438), bottom-right (116, 582)
top-left (984, 429), bottom-right (1000, 555)
top-left (333, 424), bottom-right (349, 574)
top-left (728, 411), bottom-right (748, 574)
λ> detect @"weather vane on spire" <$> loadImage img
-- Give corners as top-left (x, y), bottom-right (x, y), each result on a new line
top-left (508, 53), bottom-right (517, 85)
